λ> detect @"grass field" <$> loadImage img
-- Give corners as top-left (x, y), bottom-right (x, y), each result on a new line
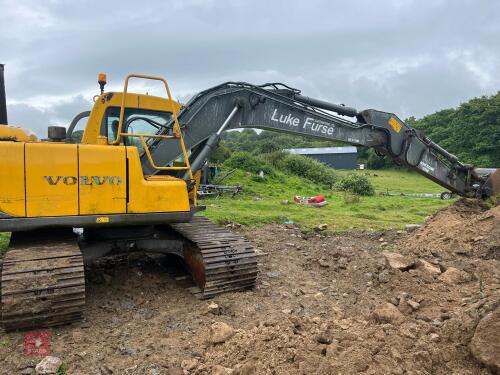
top-left (0, 233), bottom-right (9, 252)
top-left (202, 169), bottom-right (453, 231)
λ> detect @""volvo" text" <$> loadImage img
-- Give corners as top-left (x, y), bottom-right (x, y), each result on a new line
top-left (44, 176), bottom-right (123, 186)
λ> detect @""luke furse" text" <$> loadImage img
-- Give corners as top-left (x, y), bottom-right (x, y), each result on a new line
top-left (271, 109), bottom-right (336, 136)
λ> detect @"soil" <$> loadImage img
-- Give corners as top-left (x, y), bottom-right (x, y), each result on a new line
top-left (1, 199), bottom-right (499, 375)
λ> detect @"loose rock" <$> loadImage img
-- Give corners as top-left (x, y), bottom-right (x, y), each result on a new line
top-left (232, 362), bottom-right (257, 375)
top-left (429, 333), bottom-right (440, 342)
top-left (438, 267), bottom-right (471, 285)
top-left (212, 365), bottom-right (233, 375)
top-left (383, 252), bottom-right (415, 271)
top-left (372, 303), bottom-right (405, 325)
top-left (99, 365), bottom-right (114, 375)
top-left (325, 339), bottom-right (339, 357)
top-left (35, 356), bottom-right (62, 375)
top-left (378, 270), bottom-right (390, 283)
top-left (181, 358), bottom-right (199, 371)
top-left (407, 300), bottom-right (420, 311)
top-left (210, 322), bottom-right (235, 344)
top-left (405, 224), bottom-right (421, 232)
top-left (315, 224), bottom-right (328, 231)
top-left (417, 259), bottom-right (441, 276)
top-left (318, 258), bottom-right (330, 268)
top-left (71, 329), bottom-right (83, 343)
top-left (316, 332), bottom-right (332, 344)
top-left (470, 309), bottom-right (500, 373)
top-left (208, 301), bottom-right (221, 315)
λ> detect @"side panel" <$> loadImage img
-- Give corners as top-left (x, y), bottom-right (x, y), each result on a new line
top-left (127, 147), bottom-right (190, 213)
top-left (26, 143), bottom-right (78, 217)
top-left (0, 142), bottom-right (26, 217)
top-left (79, 145), bottom-right (127, 215)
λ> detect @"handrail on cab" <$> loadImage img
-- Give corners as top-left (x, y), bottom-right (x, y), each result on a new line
top-left (112, 74), bottom-right (194, 180)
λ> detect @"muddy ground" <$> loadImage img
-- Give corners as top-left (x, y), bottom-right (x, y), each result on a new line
top-left (1, 200), bottom-right (499, 375)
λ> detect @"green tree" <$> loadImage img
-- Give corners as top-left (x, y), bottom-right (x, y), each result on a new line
top-left (409, 92), bottom-right (500, 167)
top-left (209, 142), bottom-right (232, 164)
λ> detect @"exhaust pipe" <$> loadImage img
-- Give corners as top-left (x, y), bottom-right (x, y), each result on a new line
top-left (0, 64), bottom-right (7, 125)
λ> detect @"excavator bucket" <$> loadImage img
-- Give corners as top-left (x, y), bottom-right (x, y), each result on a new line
top-left (483, 169), bottom-right (500, 197)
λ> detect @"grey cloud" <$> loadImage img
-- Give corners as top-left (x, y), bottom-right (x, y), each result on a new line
top-left (1, 0), bottom-right (499, 136)
top-left (7, 95), bottom-right (92, 136)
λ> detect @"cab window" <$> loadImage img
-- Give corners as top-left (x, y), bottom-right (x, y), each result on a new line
top-left (104, 107), bottom-right (173, 152)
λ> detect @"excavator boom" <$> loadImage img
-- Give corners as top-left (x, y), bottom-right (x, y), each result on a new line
top-left (143, 82), bottom-right (497, 198)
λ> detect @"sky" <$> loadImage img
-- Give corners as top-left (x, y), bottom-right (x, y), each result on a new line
top-left (1, 0), bottom-right (499, 136)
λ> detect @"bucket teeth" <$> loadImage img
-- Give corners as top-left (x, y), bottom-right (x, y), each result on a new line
top-left (170, 217), bottom-right (258, 298)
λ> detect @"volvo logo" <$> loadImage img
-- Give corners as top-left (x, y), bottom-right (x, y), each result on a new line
top-left (44, 176), bottom-right (123, 186)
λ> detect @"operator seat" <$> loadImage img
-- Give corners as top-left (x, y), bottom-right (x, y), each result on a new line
top-left (111, 119), bottom-right (142, 150)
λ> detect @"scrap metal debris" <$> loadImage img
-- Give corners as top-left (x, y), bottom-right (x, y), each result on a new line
top-left (293, 195), bottom-right (328, 207)
top-left (197, 184), bottom-right (242, 197)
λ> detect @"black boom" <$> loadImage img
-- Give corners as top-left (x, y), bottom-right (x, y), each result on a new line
top-left (143, 82), bottom-right (496, 198)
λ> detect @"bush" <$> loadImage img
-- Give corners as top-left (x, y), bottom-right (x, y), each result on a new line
top-left (209, 142), bottom-right (232, 164)
top-left (224, 152), bottom-right (275, 175)
top-left (265, 152), bottom-right (338, 187)
top-left (335, 173), bottom-right (375, 196)
top-left (264, 151), bottom-right (288, 168)
top-left (251, 174), bottom-right (267, 183)
top-left (283, 155), bottom-right (338, 187)
top-left (225, 151), bottom-right (339, 188)
top-left (343, 192), bottom-right (361, 204)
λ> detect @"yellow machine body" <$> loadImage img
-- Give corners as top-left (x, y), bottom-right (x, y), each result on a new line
top-left (0, 76), bottom-right (193, 225)
top-left (0, 140), bottom-right (191, 219)
top-left (0, 124), bottom-right (38, 142)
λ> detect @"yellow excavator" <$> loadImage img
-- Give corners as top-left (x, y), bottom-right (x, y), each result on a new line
top-left (0, 65), bottom-right (498, 331)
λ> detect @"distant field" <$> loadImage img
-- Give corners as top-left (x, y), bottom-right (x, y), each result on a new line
top-left (202, 169), bottom-right (453, 231)
top-left (340, 169), bottom-right (447, 194)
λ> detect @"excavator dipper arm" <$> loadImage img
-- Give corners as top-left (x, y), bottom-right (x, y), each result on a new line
top-left (145, 82), bottom-right (496, 198)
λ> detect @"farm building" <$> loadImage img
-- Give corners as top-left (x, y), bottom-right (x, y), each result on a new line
top-left (285, 146), bottom-right (358, 170)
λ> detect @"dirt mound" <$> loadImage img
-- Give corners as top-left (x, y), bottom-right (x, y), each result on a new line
top-left (401, 199), bottom-right (500, 260)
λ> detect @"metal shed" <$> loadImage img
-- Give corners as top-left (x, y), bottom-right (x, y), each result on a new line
top-left (285, 146), bottom-right (358, 170)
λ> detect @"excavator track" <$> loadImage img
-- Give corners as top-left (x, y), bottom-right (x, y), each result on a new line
top-left (170, 216), bottom-right (258, 298)
top-left (0, 229), bottom-right (85, 331)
